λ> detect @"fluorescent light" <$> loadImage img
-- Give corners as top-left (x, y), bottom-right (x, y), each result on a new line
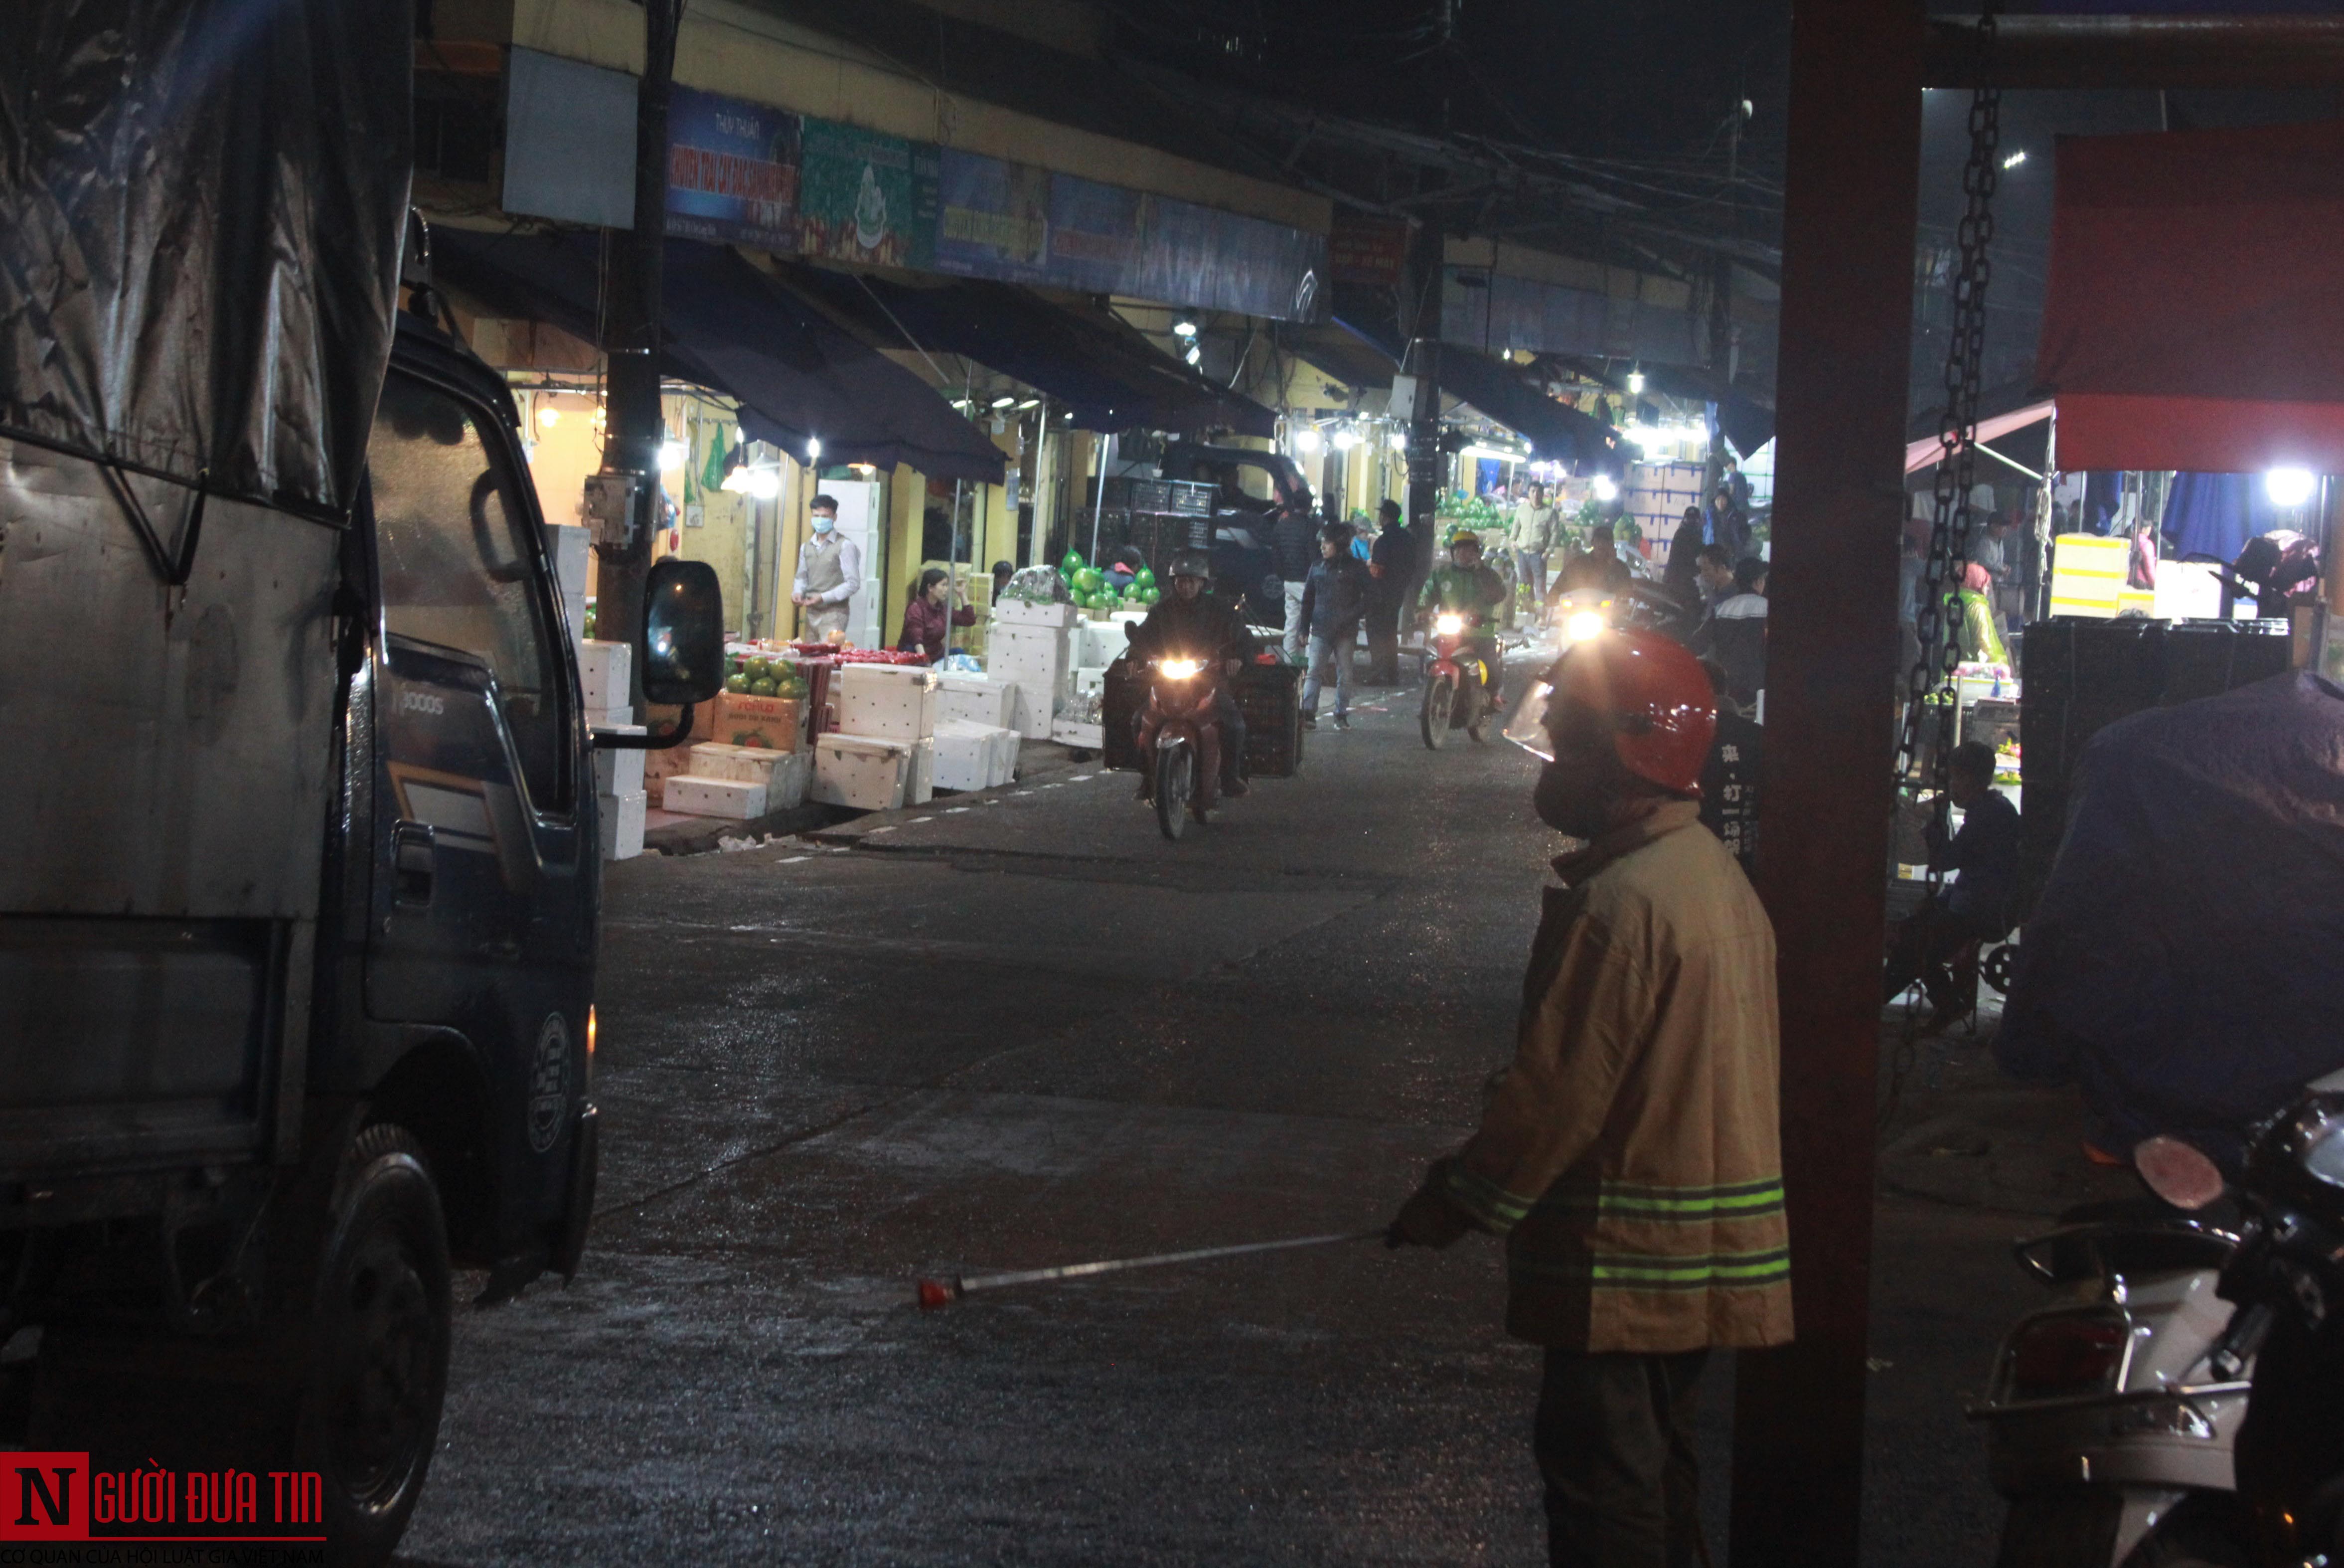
top-left (1015, 398), bottom-right (1040, 410)
top-left (1292, 426), bottom-right (1321, 453)
top-left (1184, 345), bottom-right (1202, 366)
top-left (990, 395), bottom-right (1017, 409)
top-left (2267, 467), bottom-right (2317, 508)
top-left (1172, 319), bottom-right (1199, 337)
top-left (1592, 474), bottom-right (1619, 501)
top-left (2002, 150), bottom-right (2028, 171)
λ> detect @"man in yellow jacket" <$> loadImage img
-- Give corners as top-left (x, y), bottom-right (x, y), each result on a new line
top-left (1390, 629), bottom-right (1791, 1568)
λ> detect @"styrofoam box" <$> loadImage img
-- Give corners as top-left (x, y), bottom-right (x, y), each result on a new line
top-left (1073, 623), bottom-right (1127, 668)
top-left (597, 789), bottom-right (645, 861)
top-left (809, 734), bottom-right (910, 810)
top-left (1071, 665), bottom-right (1109, 697)
top-left (579, 639), bottom-right (633, 712)
top-left (995, 679), bottom-right (1057, 740)
top-left (694, 744), bottom-right (810, 811)
top-left (989, 623), bottom-right (1071, 668)
top-left (995, 599), bottom-right (1079, 628)
top-left (834, 663), bottom-right (939, 742)
top-left (933, 720), bottom-right (1017, 792)
top-left (594, 726), bottom-right (647, 796)
top-left (936, 673), bottom-right (1017, 730)
top-left (544, 524), bottom-right (591, 646)
top-left (662, 774), bottom-right (769, 820)
top-left (900, 736), bottom-right (935, 807)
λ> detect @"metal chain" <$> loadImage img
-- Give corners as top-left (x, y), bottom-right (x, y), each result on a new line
top-left (1894, 9), bottom-right (2002, 889)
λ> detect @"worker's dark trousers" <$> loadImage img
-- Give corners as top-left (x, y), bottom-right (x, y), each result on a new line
top-left (1534, 1347), bottom-right (1710, 1568)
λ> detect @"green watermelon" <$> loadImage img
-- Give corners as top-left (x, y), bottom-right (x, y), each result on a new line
top-left (1060, 549), bottom-right (1085, 576)
top-left (1135, 567), bottom-right (1156, 589)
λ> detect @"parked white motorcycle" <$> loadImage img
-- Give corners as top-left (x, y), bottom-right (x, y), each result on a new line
top-left (1971, 1200), bottom-right (2254, 1566)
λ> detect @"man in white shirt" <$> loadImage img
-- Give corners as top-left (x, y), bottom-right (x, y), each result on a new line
top-left (793, 493), bottom-right (861, 641)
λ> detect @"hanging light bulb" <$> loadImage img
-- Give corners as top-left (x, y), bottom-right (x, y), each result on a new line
top-left (657, 438), bottom-right (688, 471)
top-left (805, 436), bottom-right (822, 462)
top-left (745, 467), bottom-right (782, 501)
top-left (1292, 425), bottom-right (1321, 454)
top-left (536, 402), bottom-right (562, 431)
top-left (1626, 368), bottom-right (1646, 395)
top-left (1332, 426), bottom-right (1359, 452)
top-left (2266, 467), bottom-right (2317, 508)
top-left (1172, 318), bottom-right (1199, 338)
top-left (1592, 474), bottom-right (1619, 502)
top-left (1388, 430), bottom-right (1407, 452)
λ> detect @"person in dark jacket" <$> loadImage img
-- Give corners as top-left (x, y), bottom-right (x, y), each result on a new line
top-left (1297, 520), bottom-right (1370, 729)
top-left (1552, 524), bottom-right (1633, 598)
top-left (1688, 557), bottom-right (1768, 710)
top-left (1270, 507), bottom-right (1319, 655)
top-left (1883, 741), bottom-right (2020, 1021)
top-left (897, 568), bottom-right (978, 663)
top-left (1367, 499), bottom-right (1411, 684)
top-left (1128, 551), bottom-right (1256, 796)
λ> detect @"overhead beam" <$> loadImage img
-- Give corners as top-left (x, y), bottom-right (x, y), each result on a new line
top-left (1926, 14), bottom-right (2344, 88)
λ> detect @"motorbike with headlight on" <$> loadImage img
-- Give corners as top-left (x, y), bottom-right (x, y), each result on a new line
top-left (1420, 610), bottom-right (1500, 749)
top-left (1132, 654), bottom-right (1230, 840)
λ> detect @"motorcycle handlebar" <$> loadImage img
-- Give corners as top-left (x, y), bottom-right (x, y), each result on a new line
top-left (2209, 1299), bottom-right (2273, 1381)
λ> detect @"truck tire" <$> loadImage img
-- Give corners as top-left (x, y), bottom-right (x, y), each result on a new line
top-left (297, 1123), bottom-right (451, 1567)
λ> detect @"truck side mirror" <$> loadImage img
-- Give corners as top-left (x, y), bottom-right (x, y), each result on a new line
top-left (641, 558), bottom-right (724, 706)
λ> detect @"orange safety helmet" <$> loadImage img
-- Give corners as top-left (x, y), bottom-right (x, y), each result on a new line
top-left (1546, 629), bottom-right (1717, 795)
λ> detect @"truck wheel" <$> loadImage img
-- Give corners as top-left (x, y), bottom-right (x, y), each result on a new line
top-left (297, 1124), bottom-right (450, 1567)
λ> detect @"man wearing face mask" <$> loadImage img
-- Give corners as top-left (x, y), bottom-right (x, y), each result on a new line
top-left (1387, 630), bottom-right (1791, 1568)
top-left (793, 493), bottom-right (861, 642)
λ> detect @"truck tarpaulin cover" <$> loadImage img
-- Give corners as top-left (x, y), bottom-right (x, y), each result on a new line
top-left (0, 0), bottom-right (413, 517)
top-left (1996, 672), bottom-right (2344, 1168)
top-left (2038, 119), bottom-right (2344, 473)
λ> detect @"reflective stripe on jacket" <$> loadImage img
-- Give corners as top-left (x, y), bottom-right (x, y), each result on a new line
top-left (1441, 800), bottom-right (1794, 1352)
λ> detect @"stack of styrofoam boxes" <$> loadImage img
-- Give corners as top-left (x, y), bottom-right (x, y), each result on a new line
top-left (987, 600), bottom-right (1076, 740)
top-left (807, 734), bottom-right (910, 809)
top-left (933, 721), bottom-right (1020, 792)
top-left (815, 663), bottom-right (938, 810)
top-left (579, 640), bottom-right (644, 859)
top-left (661, 741), bottom-right (809, 821)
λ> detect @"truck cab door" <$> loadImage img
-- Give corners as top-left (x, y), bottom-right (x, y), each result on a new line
top-left (361, 368), bottom-right (592, 1231)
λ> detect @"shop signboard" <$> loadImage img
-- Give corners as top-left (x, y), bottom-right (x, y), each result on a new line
top-left (665, 84), bottom-right (798, 251)
top-left (1135, 197), bottom-right (1324, 322)
top-left (799, 117), bottom-right (937, 270)
top-left (1329, 212), bottom-right (1412, 287)
top-left (934, 148), bottom-right (1050, 283)
top-left (1045, 173), bottom-right (1148, 294)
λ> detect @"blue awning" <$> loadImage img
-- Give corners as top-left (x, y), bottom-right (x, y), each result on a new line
top-left (433, 230), bottom-right (1005, 483)
top-left (1431, 345), bottom-right (1635, 477)
top-left (779, 266), bottom-right (1275, 438)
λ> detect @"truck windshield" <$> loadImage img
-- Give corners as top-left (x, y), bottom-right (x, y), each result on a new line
top-left (371, 374), bottom-right (569, 812)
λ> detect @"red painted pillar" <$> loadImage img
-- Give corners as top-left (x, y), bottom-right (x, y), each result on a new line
top-left (1727, 3), bottom-right (1925, 1565)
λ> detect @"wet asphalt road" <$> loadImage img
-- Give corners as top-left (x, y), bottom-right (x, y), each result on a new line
top-left (397, 682), bottom-right (2040, 1567)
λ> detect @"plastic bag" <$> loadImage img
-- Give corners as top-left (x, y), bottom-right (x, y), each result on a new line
top-left (1003, 565), bottom-right (1070, 606)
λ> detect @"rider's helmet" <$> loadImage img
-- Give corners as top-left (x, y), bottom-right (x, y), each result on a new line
top-left (1168, 550), bottom-right (1213, 581)
top-left (1448, 529), bottom-right (1482, 551)
top-left (1544, 630), bottom-right (1715, 795)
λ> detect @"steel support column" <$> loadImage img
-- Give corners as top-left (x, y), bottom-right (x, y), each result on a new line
top-left (1725, 1), bottom-right (1924, 1564)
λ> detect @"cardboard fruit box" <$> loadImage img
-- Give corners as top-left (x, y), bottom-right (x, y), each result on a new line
top-left (714, 692), bottom-right (802, 751)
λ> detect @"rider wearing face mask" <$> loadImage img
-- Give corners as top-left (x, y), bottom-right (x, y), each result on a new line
top-left (1127, 551), bottom-right (1257, 797)
top-left (793, 494), bottom-right (861, 641)
top-left (1388, 631), bottom-right (1790, 1568)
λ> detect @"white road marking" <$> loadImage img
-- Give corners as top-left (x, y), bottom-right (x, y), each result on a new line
top-left (867, 825), bottom-right (897, 835)
top-left (779, 855), bottom-right (810, 864)
top-left (945, 807), bottom-right (971, 814)
top-left (911, 816), bottom-right (934, 823)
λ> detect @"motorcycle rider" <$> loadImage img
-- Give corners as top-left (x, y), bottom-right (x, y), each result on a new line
top-left (1419, 529), bottom-right (1509, 704)
top-left (1127, 551), bottom-right (1256, 799)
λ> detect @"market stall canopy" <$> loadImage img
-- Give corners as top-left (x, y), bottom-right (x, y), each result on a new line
top-left (1542, 355), bottom-right (1777, 460)
top-left (432, 230), bottom-right (1004, 483)
top-left (1903, 400), bottom-right (2054, 475)
top-left (778, 267), bottom-right (1274, 437)
top-left (2039, 118), bottom-right (2344, 473)
top-left (0, 0), bottom-right (410, 518)
top-left (1435, 346), bottom-right (1636, 476)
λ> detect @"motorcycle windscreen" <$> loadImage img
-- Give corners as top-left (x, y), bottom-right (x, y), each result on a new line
top-left (1503, 668), bottom-right (1559, 760)
top-left (0, 0), bottom-right (413, 519)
